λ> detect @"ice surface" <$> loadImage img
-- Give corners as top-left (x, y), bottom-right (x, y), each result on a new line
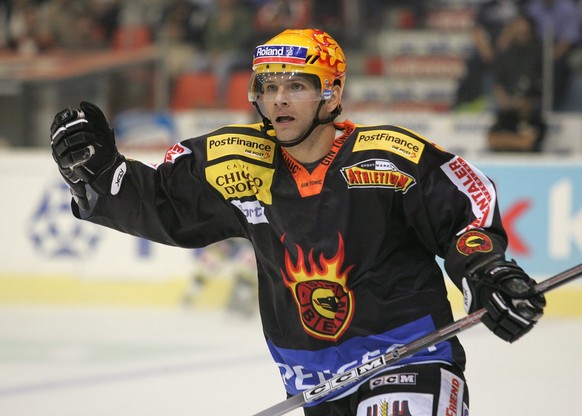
top-left (0, 306), bottom-right (580, 415)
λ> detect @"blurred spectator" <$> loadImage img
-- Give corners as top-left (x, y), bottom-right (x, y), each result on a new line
top-left (378, 0), bottom-right (428, 30)
top-left (487, 15), bottom-right (547, 152)
top-left (454, 0), bottom-right (528, 111)
top-left (0, 0), bottom-right (9, 50)
top-left (39, 0), bottom-right (106, 50)
top-left (158, 0), bottom-right (208, 48)
top-left (89, 0), bottom-right (121, 46)
top-left (5, 0), bottom-right (53, 55)
top-left (157, 0), bottom-right (210, 84)
top-left (310, 0), bottom-right (344, 43)
top-left (525, 0), bottom-right (582, 111)
top-left (254, 0), bottom-right (310, 40)
top-left (190, 0), bottom-right (254, 106)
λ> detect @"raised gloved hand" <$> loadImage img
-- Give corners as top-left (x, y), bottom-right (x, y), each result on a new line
top-left (462, 254), bottom-right (546, 343)
top-left (50, 102), bottom-right (126, 209)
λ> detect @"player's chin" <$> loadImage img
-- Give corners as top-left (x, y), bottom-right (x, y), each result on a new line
top-left (273, 126), bottom-right (301, 143)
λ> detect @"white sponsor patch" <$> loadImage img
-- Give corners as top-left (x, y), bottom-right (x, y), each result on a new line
top-left (440, 156), bottom-right (496, 235)
top-left (110, 162), bottom-right (126, 195)
top-left (356, 392), bottom-right (433, 416)
top-left (253, 44), bottom-right (308, 65)
top-left (163, 143), bottom-right (192, 164)
top-left (437, 369), bottom-right (464, 416)
top-left (231, 200), bottom-right (268, 224)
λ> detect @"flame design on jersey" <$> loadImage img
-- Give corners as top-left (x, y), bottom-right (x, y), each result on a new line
top-left (281, 233), bottom-right (355, 341)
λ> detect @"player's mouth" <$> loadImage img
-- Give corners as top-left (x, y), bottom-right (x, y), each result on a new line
top-left (275, 115), bottom-right (295, 124)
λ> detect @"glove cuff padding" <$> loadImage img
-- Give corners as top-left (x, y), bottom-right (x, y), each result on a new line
top-left (57, 165), bottom-right (90, 210)
top-left (463, 254), bottom-right (546, 343)
top-left (88, 154), bottom-right (127, 196)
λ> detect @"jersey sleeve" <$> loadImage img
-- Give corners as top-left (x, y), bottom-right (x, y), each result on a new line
top-left (72, 141), bottom-right (246, 248)
top-left (404, 146), bottom-right (508, 289)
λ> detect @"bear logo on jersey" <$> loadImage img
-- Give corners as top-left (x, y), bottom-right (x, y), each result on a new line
top-left (456, 230), bottom-right (493, 256)
top-left (281, 233), bottom-right (355, 341)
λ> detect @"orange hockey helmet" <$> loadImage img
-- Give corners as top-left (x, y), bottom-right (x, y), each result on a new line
top-left (248, 29), bottom-right (347, 103)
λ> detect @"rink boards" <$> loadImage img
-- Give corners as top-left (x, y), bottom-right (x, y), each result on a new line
top-left (1, 149), bottom-right (581, 316)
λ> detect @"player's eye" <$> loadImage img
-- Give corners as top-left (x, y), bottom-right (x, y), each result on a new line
top-left (264, 84), bottom-right (278, 93)
top-left (290, 82), bottom-right (306, 91)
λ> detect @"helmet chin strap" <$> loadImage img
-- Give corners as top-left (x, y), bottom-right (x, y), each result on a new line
top-left (254, 101), bottom-right (343, 148)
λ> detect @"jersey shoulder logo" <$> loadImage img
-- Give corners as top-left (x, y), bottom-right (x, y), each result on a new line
top-left (340, 159), bottom-right (416, 193)
top-left (207, 133), bottom-right (275, 163)
top-left (281, 233), bottom-right (355, 341)
top-left (352, 129), bottom-right (425, 164)
top-left (164, 143), bottom-right (192, 164)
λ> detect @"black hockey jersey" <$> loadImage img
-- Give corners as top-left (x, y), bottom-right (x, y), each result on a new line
top-left (75, 120), bottom-right (508, 400)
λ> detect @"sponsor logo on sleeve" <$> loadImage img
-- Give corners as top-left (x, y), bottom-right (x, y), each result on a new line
top-left (353, 130), bottom-right (425, 164)
top-left (164, 143), bottom-right (192, 164)
top-left (340, 159), bottom-right (416, 193)
top-left (207, 134), bottom-right (274, 163)
top-left (205, 160), bottom-right (274, 204)
top-left (440, 156), bottom-right (496, 235)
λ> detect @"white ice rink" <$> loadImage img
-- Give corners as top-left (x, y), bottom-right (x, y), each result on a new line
top-left (0, 306), bottom-right (581, 416)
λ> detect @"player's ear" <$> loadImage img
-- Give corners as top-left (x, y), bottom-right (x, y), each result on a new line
top-left (324, 84), bottom-right (342, 113)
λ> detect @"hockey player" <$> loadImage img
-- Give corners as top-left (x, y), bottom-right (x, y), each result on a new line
top-left (50, 29), bottom-right (546, 416)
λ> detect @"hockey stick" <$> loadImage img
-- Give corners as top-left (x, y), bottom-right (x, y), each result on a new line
top-left (253, 262), bottom-right (582, 416)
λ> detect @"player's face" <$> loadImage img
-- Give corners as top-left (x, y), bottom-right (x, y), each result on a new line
top-left (258, 74), bottom-right (323, 144)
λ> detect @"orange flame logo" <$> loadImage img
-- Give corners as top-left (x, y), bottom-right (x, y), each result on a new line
top-left (281, 233), bottom-right (355, 341)
top-left (312, 30), bottom-right (347, 75)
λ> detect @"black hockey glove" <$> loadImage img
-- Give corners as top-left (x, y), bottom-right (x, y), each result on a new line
top-left (50, 101), bottom-right (126, 209)
top-left (462, 254), bottom-right (546, 343)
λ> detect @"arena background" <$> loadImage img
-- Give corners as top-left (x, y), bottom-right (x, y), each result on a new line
top-left (1, 0), bottom-right (581, 414)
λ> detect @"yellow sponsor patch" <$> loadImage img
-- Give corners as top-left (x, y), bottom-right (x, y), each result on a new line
top-left (207, 134), bottom-right (275, 163)
top-left (353, 130), bottom-right (425, 164)
top-left (206, 160), bottom-right (274, 204)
